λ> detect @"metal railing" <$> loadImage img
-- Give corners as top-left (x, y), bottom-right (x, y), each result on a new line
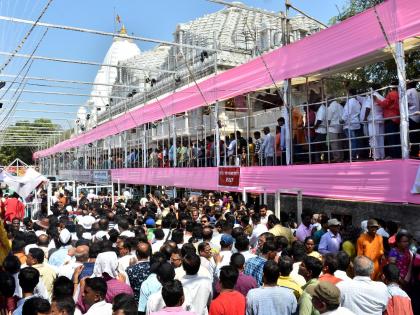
top-left (38, 82), bottom-right (420, 174)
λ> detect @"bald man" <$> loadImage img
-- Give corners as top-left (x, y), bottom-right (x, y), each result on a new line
top-left (58, 245), bottom-right (90, 280)
top-left (126, 242), bottom-right (152, 303)
top-left (37, 234), bottom-right (50, 259)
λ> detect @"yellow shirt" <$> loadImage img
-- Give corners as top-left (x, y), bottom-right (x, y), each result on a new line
top-left (33, 263), bottom-right (57, 298)
top-left (342, 241), bottom-right (356, 260)
top-left (269, 224), bottom-right (295, 245)
top-left (277, 275), bottom-right (303, 299)
top-left (0, 221), bottom-right (11, 265)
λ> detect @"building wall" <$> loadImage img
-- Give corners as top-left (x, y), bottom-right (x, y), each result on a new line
top-left (279, 195), bottom-right (420, 239)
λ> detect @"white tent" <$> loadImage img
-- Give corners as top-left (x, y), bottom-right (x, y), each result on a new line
top-left (1, 168), bottom-right (48, 199)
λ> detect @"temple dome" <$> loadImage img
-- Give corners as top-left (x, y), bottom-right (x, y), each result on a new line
top-left (87, 26), bottom-right (141, 116)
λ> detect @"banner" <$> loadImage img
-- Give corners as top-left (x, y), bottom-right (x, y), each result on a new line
top-left (5, 166), bottom-right (27, 177)
top-left (92, 170), bottom-right (111, 184)
top-left (218, 167), bottom-right (240, 187)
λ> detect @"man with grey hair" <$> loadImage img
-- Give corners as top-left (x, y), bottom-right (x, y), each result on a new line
top-left (58, 245), bottom-right (89, 280)
top-left (336, 256), bottom-right (388, 315)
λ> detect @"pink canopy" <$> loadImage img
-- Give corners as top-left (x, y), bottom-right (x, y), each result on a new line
top-left (34, 0), bottom-right (420, 158)
top-left (111, 159), bottom-right (420, 204)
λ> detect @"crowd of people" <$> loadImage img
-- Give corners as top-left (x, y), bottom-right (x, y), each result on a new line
top-left (64, 82), bottom-right (420, 171)
top-left (0, 187), bottom-right (418, 315)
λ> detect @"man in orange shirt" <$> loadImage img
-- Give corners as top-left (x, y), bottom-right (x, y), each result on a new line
top-left (357, 219), bottom-right (384, 280)
top-left (374, 82), bottom-right (401, 158)
top-left (318, 253), bottom-right (342, 285)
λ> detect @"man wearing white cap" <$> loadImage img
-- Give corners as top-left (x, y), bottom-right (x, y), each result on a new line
top-left (49, 228), bottom-right (73, 267)
top-left (318, 219), bottom-right (342, 255)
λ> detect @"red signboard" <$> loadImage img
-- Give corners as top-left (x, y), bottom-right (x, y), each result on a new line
top-left (218, 167), bottom-right (240, 187)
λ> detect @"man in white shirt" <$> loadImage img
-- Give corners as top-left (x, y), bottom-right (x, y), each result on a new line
top-left (334, 251), bottom-right (352, 281)
top-left (337, 256), bottom-right (388, 315)
top-left (407, 81), bottom-right (420, 157)
top-left (234, 235), bottom-right (256, 262)
top-left (249, 214), bottom-right (268, 249)
top-left (327, 100), bottom-right (344, 162)
top-left (180, 253), bottom-right (212, 315)
top-left (86, 189), bottom-right (97, 202)
top-left (314, 103), bottom-right (327, 163)
top-left (58, 245), bottom-right (88, 280)
top-left (261, 127), bottom-right (275, 166)
top-left (198, 242), bottom-right (216, 280)
top-left (341, 90), bottom-right (361, 160)
top-left (215, 234), bottom-right (233, 269)
top-left (75, 208), bottom-right (95, 231)
top-left (357, 89), bottom-right (385, 160)
top-left (227, 133), bottom-right (237, 166)
top-left (82, 277), bottom-right (112, 315)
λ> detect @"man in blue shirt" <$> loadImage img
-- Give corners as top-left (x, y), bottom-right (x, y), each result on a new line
top-left (246, 260), bottom-right (297, 315)
top-left (49, 229), bottom-right (72, 267)
top-left (318, 218), bottom-right (342, 255)
top-left (261, 127), bottom-right (275, 166)
top-left (244, 241), bottom-right (277, 286)
top-left (138, 258), bottom-right (175, 313)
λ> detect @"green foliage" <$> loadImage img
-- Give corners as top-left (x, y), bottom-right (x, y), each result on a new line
top-left (329, 0), bottom-right (385, 24)
top-left (326, 0), bottom-right (419, 95)
top-left (0, 119), bottom-right (61, 165)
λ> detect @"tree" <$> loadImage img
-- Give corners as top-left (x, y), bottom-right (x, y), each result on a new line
top-left (330, 0), bottom-right (385, 24)
top-left (0, 119), bottom-right (62, 165)
top-left (326, 0), bottom-right (418, 94)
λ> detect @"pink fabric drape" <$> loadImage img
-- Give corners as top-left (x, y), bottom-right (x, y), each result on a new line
top-left (34, 0), bottom-right (420, 158)
top-left (111, 160), bottom-right (420, 204)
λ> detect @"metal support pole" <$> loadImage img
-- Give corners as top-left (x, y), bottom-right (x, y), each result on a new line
top-left (124, 131), bottom-right (128, 167)
top-left (117, 179), bottom-right (121, 198)
top-left (247, 94), bottom-right (252, 166)
top-left (172, 115), bottom-right (177, 167)
top-left (143, 125), bottom-right (147, 168)
top-left (47, 183), bottom-right (52, 215)
top-left (297, 190), bottom-right (303, 225)
top-left (215, 102), bottom-right (221, 167)
top-left (284, 79), bottom-right (291, 165)
top-left (242, 188), bottom-right (248, 204)
top-left (275, 191), bottom-right (281, 219)
top-left (395, 41), bottom-right (410, 159)
top-left (306, 77), bottom-right (312, 164)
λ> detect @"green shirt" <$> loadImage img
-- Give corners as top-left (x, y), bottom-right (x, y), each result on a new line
top-left (298, 278), bottom-right (320, 315)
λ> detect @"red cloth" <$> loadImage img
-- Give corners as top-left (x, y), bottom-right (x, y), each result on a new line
top-left (319, 273), bottom-right (342, 285)
top-left (4, 198), bottom-right (24, 222)
top-left (209, 290), bottom-right (246, 315)
top-left (376, 90), bottom-right (400, 124)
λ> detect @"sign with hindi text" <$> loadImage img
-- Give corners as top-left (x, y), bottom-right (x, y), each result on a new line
top-left (218, 167), bottom-right (240, 187)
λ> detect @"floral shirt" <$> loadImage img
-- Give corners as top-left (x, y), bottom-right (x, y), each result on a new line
top-left (126, 261), bottom-right (150, 303)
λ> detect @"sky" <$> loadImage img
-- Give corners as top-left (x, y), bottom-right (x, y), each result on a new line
top-left (0, 0), bottom-right (348, 131)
